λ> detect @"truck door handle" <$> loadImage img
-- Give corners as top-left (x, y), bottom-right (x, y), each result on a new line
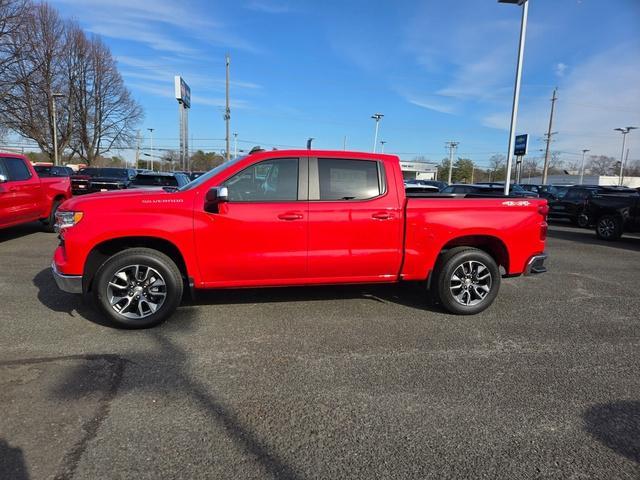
top-left (372, 212), bottom-right (392, 220)
top-left (278, 212), bottom-right (304, 221)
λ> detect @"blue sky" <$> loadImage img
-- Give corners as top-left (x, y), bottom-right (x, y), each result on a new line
top-left (50, 0), bottom-right (640, 167)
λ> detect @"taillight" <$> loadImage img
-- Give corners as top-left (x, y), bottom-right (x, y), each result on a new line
top-left (540, 221), bottom-right (548, 241)
top-left (538, 202), bottom-right (549, 218)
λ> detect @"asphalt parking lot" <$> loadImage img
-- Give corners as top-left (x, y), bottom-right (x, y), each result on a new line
top-left (0, 222), bottom-right (639, 479)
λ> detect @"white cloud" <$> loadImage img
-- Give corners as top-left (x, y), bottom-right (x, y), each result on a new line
top-left (555, 62), bottom-right (568, 77)
top-left (483, 43), bottom-right (640, 158)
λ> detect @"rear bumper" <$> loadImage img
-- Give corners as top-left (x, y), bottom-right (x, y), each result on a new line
top-left (51, 261), bottom-right (83, 294)
top-left (524, 254), bottom-right (547, 275)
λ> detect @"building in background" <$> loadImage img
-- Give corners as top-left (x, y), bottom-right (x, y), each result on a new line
top-left (399, 161), bottom-right (438, 181)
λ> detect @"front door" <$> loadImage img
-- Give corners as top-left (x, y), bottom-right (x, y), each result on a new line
top-left (0, 157), bottom-right (41, 228)
top-left (195, 157), bottom-right (309, 287)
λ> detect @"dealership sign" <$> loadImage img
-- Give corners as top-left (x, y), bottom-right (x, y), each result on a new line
top-left (514, 134), bottom-right (528, 156)
top-left (174, 76), bottom-right (191, 108)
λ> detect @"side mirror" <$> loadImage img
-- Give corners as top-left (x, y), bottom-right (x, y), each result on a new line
top-left (0, 174), bottom-right (7, 183)
top-left (205, 186), bottom-right (228, 212)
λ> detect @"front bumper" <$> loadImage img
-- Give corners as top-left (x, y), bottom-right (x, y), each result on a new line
top-left (524, 254), bottom-right (547, 275)
top-left (51, 262), bottom-right (83, 294)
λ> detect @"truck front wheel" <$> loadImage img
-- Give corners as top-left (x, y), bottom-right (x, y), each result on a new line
top-left (93, 248), bottom-right (183, 328)
top-left (434, 247), bottom-right (501, 315)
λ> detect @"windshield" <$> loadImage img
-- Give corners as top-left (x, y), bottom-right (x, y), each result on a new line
top-left (133, 175), bottom-right (178, 187)
top-left (179, 156), bottom-right (246, 191)
top-left (79, 168), bottom-right (128, 178)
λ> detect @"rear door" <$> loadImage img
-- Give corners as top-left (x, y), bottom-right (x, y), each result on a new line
top-left (306, 157), bottom-right (403, 282)
top-left (0, 157), bottom-right (42, 227)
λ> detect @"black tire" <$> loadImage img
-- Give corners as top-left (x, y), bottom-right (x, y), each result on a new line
top-left (92, 248), bottom-right (183, 328)
top-left (432, 247), bottom-right (501, 315)
top-left (577, 213), bottom-right (590, 228)
top-left (42, 199), bottom-right (61, 233)
top-left (595, 215), bottom-right (623, 241)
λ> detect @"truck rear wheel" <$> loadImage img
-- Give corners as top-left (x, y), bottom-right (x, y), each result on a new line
top-left (92, 248), bottom-right (183, 328)
top-left (433, 247), bottom-right (500, 315)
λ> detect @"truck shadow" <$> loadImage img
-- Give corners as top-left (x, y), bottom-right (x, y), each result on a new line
top-left (583, 401), bottom-right (640, 463)
top-left (0, 439), bottom-right (29, 480)
top-left (34, 326), bottom-right (305, 479)
top-left (547, 225), bottom-right (640, 253)
top-left (0, 222), bottom-right (44, 244)
top-left (33, 268), bottom-right (445, 329)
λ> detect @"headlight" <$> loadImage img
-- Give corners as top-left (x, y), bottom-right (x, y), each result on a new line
top-left (55, 211), bottom-right (83, 232)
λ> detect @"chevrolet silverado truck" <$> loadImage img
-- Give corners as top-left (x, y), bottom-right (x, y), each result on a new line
top-left (0, 152), bottom-right (71, 232)
top-left (587, 192), bottom-right (640, 241)
top-left (71, 167), bottom-right (137, 194)
top-left (51, 150), bottom-right (548, 328)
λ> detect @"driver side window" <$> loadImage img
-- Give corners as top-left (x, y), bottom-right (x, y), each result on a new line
top-left (223, 158), bottom-right (299, 202)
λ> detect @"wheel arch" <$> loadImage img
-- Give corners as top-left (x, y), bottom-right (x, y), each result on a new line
top-left (83, 236), bottom-right (189, 293)
top-left (438, 235), bottom-right (509, 274)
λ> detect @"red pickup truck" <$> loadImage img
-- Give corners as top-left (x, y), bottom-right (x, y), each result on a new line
top-left (0, 152), bottom-right (71, 232)
top-left (51, 150), bottom-right (548, 328)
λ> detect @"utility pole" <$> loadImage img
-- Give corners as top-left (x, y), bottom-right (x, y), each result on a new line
top-left (542, 87), bottom-right (558, 184)
top-left (147, 128), bottom-right (154, 171)
top-left (371, 113), bottom-right (384, 153)
top-left (445, 141), bottom-right (459, 184)
top-left (380, 140), bottom-right (386, 153)
top-left (343, 136), bottom-right (347, 151)
top-left (579, 149), bottom-right (590, 185)
top-left (225, 54), bottom-right (231, 162)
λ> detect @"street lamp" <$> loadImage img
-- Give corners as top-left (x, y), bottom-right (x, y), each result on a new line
top-left (307, 137), bottom-right (314, 149)
top-left (51, 92), bottom-right (64, 166)
top-left (380, 140), bottom-right (387, 153)
top-left (147, 128), bottom-right (154, 171)
top-left (499, 0), bottom-right (529, 195)
top-left (371, 113), bottom-right (384, 153)
top-left (614, 127), bottom-right (636, 186)
top-left (233, 132), bottom-right (238, 158)
top-left (579, 149), bottom-right (590, 185)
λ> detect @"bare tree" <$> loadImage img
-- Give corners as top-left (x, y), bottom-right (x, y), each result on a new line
top-left (0, 0), bottom-right (29, 98)
top-left (587, 155), bottom-right (616, 175)
top-left (0, 3), bottom-right (73, 160)
top-left (69, 31), bottom-right (143, 164)
top-left (488, 154), bottom-right (506, 180)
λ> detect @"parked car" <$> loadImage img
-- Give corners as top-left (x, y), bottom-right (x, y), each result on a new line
top-left (51, 150), bottom-right (548, 328)
top-left (548, 185), bottom-right (638, 227)
top-left (585, 192), bottom-right (640, 241)
top-left (71, 167), bottom-right (137, 194)
top-left (0, 152), bottom-right (71, 232)
top-left (474, 183), bottom-right (539, 198)
top-left (129, 172), bottom-right (191, 190)
top-left (405, 179), bottom-right (447, 191)
top-left (520, 184), bottom-right (567, 201)
top-left (440, 183), bottom-right (537, 198)
top-left (404, 184), bottom-right (440, 194)
top-left (33, 165), bottom-right (74, 177)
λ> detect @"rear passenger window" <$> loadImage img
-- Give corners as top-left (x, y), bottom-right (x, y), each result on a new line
top-left (1, 157), bottom-right (31, 181)
top-left (317, 159), bottom-right (382, 200)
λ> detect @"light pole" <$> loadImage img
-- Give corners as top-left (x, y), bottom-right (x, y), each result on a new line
top-left (499, 0), bottom-right (529, 195)
top-left (51, 92), bottom-right (64, 166)
top-left (307, 137), bottom-right (314, 149)
top-left (371, 113), bottom-right (384, 153)
top-left (233, 132), bottom-right (238, 158)
top-left (614, 127), bottom-right (636, 186)
top-left (579, 149), bottom-right (590, 185)
top-left (147, 128), bottom-right (154, 171)
top-left (380, 140), bottom-right (387, 153)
